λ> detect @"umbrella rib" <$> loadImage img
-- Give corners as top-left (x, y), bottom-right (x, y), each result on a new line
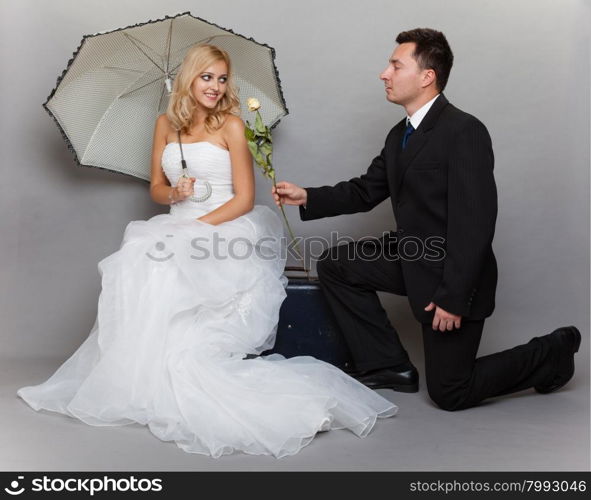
top-left (165, 19), bottom-right (173, 74)
top-left (123, 33), bottom-right (165, 73)
top-left (84, 69), bottom-right (166, 162)
top-left (103, 66), bottom-right (146, 74)
top-left (201, 34), bottom-right (237, 43)
top-left (119, 75), bottom-right (164, 98)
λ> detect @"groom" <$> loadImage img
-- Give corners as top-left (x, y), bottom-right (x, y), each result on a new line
top-left (272, 28), bottom-right (581, 410)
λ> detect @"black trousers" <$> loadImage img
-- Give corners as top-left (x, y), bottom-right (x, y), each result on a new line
top-left (316, 237), bottom-right (556, 411)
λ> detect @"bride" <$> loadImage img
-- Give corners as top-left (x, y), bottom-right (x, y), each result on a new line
top-left (17, 44), bottom-right (397, 458)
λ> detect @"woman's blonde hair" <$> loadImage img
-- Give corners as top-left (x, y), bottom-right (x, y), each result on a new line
top-left (166, 44), bottom-right (240, 135)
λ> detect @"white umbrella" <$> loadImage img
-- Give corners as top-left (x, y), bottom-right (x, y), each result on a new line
top-left (44, 11), bottom-right (289, 181)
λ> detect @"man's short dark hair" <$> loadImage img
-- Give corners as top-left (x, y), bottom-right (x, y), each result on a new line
top-left (395, 28), bottom-right (454, 92)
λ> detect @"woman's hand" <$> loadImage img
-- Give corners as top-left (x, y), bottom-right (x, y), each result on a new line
top-left (174, 176), bottom-right (196, 201)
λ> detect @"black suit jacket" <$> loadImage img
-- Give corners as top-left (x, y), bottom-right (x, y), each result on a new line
top-left (299, 93), bottom-right (498, 323)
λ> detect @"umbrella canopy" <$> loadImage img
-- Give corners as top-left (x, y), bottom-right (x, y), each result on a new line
top-left (44, 11), bottom-right (288, 181)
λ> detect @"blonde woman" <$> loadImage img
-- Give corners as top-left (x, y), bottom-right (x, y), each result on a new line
top-left (17, 44), bottom-right (397, 458)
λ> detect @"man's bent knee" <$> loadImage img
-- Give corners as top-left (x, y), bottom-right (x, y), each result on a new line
top-left (427, 383), bottom-right (474, 412)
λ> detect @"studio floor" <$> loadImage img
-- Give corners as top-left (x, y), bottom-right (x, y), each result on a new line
top-left (2, 356), bottom-right (588, 471)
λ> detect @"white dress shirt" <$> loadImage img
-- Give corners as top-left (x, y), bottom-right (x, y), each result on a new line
top-left (406, 93), bottom-right (440, 129)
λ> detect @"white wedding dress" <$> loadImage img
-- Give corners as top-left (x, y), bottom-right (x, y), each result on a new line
top-left (17, 141), bottom-right (397, 458)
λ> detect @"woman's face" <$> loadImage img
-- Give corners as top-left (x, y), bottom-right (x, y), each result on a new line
top-left (190, 59), bottom-right (228, 112)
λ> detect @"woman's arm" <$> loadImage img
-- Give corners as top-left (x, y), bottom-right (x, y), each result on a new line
top-left (150, 114), bottom-right (177, 205)
top-left (197, 116), bottom-right (255, 225)
top-left (150, 114), bottom-right (195, 205)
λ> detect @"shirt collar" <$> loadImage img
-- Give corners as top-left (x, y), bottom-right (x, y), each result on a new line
top-left (407, 93), bottom-right (440, 129)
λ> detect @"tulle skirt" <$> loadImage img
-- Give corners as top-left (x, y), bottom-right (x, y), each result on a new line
top-left (17, 205), bottom-right (397, 458)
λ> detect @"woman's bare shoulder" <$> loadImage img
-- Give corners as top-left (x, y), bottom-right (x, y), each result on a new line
top-left (221, 114), bottom-right (245, 137)
top-left (156, 113), bottom-right (172, 128)
top-left (156, 114), bottom-right (175, 142)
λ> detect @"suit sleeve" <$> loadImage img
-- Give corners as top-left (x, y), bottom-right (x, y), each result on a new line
top-left (430, 118), bottom-right (497, 317)
top-left (299, 130), bottom-right (394, 221)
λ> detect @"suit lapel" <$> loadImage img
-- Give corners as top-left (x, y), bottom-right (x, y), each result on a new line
top-left (393, 93), bottom-right (449, 197)
top-left (389, 118), bottom-right (406, 167)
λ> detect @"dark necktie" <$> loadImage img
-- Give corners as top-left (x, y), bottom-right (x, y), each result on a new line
top-left (402, 121), bottom-right (415, 149)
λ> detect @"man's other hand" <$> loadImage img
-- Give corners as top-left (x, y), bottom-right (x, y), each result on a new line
top-left (425, 302), bottom-right (462, 331)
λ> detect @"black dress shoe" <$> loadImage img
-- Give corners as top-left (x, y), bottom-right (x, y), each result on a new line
top-left (535, 325), bottom-right (582, 394)
top-left (354, 363), bottom-right (419, 393)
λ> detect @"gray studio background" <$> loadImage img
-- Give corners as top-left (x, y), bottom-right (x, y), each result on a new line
top-left (0, 0), bottom-right (589, 471)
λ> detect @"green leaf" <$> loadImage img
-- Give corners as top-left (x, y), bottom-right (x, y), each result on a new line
top-left (254, 111), bottom-right (266, 135)
top-left (244, 127), bottom-right (255, 141)
top-left (259, 142), bottom-right (273, 158)
top-left (248, 143), bottom-right (267, 167)
top-left (247, 142), bottom-right (259, 162)
top-left (255, 150), bottom-right (267, 167)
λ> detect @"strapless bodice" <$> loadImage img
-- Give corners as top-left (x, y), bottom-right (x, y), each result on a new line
top-left (161, 141), bottom-right (235, 219)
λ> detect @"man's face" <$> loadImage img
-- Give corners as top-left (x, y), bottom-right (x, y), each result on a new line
top-left (380, 42), bottom-right (424, 106)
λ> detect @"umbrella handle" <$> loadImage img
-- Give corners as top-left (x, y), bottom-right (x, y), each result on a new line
top-left (180, 170), bottom-right (212, 203)
top-left (177, 131), bottom-right (211, 202)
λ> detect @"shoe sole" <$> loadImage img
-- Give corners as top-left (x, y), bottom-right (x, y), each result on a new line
top-left (536, 325), bottom-right (581, 394)
top-left (363, 382), bottom-right (419, 393)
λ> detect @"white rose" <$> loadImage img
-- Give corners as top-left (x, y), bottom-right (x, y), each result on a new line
top-left (247, 97), bottom-right (261, 112)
